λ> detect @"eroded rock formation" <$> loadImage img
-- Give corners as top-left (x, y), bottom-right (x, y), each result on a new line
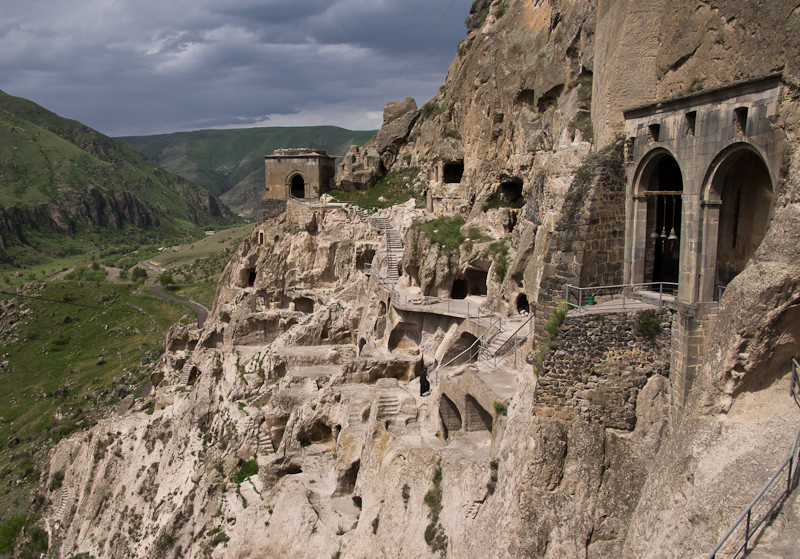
top-left (37, 1), bottom-right (800, 558)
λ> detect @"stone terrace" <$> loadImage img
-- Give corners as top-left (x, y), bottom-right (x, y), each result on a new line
top-left (533, 307), bottom-right (672, 429)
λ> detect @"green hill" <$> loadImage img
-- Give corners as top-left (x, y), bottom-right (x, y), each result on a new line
top-left (0, 90), bottom-right (239, 271)
top-left (120, 126), bottom-right (377, 217)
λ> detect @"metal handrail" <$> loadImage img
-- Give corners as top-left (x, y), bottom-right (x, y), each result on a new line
top-left (706, 357), bottom-right (800, 558)
top-left (370, 268), bottom-right (502, 331)
top-left (432, 312), bottom-right (502, 385)
top-left (482, 313), bottom-right (535, 369)
top-left (565, 281), bottom-right (679, 312)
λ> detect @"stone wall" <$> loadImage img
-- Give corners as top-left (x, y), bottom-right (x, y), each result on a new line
top-left (536, 141), bottom-right (627, 326)
top-left (533, 307), bottom-right (672, 430)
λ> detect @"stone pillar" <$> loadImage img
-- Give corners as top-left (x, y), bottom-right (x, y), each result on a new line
top-left (699, 200), bottom-right (722, 301)
top-left (669, 303), bottom-right (718, 417)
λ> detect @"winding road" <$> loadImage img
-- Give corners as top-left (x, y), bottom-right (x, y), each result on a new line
top-left (149, 286), bottom-right (209, 328)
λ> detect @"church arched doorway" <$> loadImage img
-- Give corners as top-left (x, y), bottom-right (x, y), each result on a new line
top-left (290, 174), bottom-right (305, 198)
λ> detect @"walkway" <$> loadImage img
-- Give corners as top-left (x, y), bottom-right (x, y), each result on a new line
top-left (149, 286), bottom-right (209, 327)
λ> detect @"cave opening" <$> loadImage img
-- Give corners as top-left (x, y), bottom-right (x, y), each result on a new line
top-left (451, 278), bottom-right (468, 299)
top-left (443, 161), bottom-right (464, 184)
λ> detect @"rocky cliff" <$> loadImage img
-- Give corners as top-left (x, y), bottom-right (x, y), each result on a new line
top-left (30, 1), bottom-right (800, 558)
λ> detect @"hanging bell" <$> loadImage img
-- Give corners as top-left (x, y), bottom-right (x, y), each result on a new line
top-left (667, 227), bottom-right (678, 240)
top-left (650, 230), bottom-right (660, 239)
top-left (660, 228), bottom-right (667, 239)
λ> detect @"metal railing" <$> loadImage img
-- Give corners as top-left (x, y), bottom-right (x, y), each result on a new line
top-left (480, 313), bottom-right (535, 369)
top-left (431, 312), bottom-right (503, 385)
top-left (369, 267), bottom-right (502, 331)
top-left (565, 282), bottom-right (679, 312)
top-left (706, 357), bottom-right (800, 559)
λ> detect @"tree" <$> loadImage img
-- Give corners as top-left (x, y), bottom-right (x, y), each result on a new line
top-left (158, 272), bottom-right (174, 286)
top-left (131, 267), bottom-right (148, 281)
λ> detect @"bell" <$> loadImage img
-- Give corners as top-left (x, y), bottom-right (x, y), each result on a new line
top-left (650, 230), bottom-right (660, 239)
top-left (660, 228), bottom-right (667, 239)
top-left (667, 228), bottom-right (678, 240)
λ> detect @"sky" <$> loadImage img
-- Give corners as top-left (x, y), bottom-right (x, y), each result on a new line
top-left (0, 0), bottom-right (474, 137)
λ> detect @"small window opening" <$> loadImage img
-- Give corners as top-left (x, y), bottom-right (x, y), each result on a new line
top-left (443, 161), bottom-right (464, 184)
top-left (258, 232), bottom-right (265, 245)
top-left (731, 190), bottom-right (741, 249)
top-left (734, 107), bottom-right (748, 135)
top-left (648, 124), bottom-right (661, 143)
top-left (685, 111), bottom-right (696, 137)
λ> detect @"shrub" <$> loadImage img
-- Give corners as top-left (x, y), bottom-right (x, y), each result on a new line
top-left (637, 310), bottom-right (661, 339)
top-left (492, 400), bottom-right (507, 416)
top-left (415, 215), bottom-right (466, 252)
top-left (49, 470), bottom-right (65, 491)
top-left (231, 459), bottom-right (258, 484)
top-left (0, 516), bottom-right (26, 554)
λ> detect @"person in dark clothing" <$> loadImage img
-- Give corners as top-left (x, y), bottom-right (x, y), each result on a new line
top-left (420, 363), bottom-right (430, 396)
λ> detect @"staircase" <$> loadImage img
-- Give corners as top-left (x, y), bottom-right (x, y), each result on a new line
top-left (466, 501), bottom-right (482, 519)
top-left (354, 209), bottom-right (403, 284)
top-left (54, 487), bottom-right (71, 521)
top-left (258, 431), bottom-right (275, 454)
top-left (479, 315), bottom-right (534, 368)
top-left (376, 393), bottom-right (401, 420)
top-left (177, 361), bottom-right (194, 385)
top-left (348, 403), bottom-right (366, 428)
top-left (237, 416), bottom-right (256, 438)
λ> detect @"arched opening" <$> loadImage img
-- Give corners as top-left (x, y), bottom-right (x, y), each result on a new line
top-left (335, 459), bottom-right (360, 495)
top-left (356, 247), bottom-right (376, 271)
top-left (498, 178), bottom-right (525, 207)
top-left (187, 366), bottom-right (200, 386)
top-left (258, 231), bottom-right (265, 245)
top-left (247, 270), bottom-right (257, 287)
top-left (713, 150), bottom-right (773, 292)
top-left (443, 161), bottom-right (464, 184)
top-left (291, 174), bottom-right (306, 198)
top-left (465, 269), bottom-right (488, 296)
top-left (451, 278), bottom-right (468, 299)
top-left (293, 297), bottom-right (314, 313)
top-left (442, 332), bottom-right (479, 363)
top-left (464, 395), bottom-right (493, 432)
top-left (516, 293), bottom-right (530, 314)
top-left (642, 154), bottom-right (683, 288)
top-left (297, 420), bottom-right (333, 446)
top-left (439, 394), bottom-right (462, 439)
top-left (388, 323), bottom-right (420, 351)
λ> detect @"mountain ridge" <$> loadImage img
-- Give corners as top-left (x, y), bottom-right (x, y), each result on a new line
top-left (0, 89), bottom-right (237, 268)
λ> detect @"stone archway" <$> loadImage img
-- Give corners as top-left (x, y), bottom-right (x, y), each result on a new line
top-left (630, 149), bottom-right (684, 292)
top-left (290, 174), bottom-right (306, 198)
top-left (701, 145), bottom-right (774, 300)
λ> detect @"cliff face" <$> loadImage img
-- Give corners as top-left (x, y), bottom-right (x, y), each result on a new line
top-left (35, 1), bottom-right (800, 558)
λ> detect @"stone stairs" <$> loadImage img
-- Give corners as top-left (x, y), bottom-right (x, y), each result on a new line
top-left (376, 393), bottom-right (401, 420)
top-left (348, 402), bottom-right (368, 428)
top-left (54, 487), bottom-right (71, 521)
top-left (237, 416), bottom-right (256, 438)
top-left (354, 210), bottom-right (403, 283)
top-left (177, 361), bottom-right (194, 385)
top-left (258, 431), bottom-right (274, 454)
top-left (466, 501), bottom-right (482, 519)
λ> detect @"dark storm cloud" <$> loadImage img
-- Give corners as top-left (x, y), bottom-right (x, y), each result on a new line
top-left (0, 0), bottom-right (472, 137)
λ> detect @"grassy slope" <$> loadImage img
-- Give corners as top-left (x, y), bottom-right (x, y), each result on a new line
top-left (0, 279), bottom-right (189, 523)
top-left (0, 90), bottom-right (240, 269)
top-left (120, 126), bottom-right (377, 215)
